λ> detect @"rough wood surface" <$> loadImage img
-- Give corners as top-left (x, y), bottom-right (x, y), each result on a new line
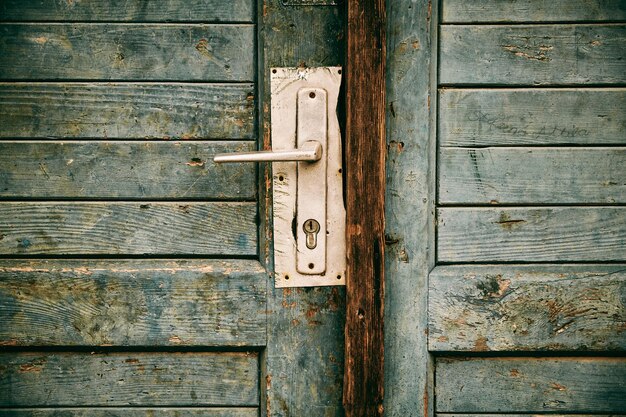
top-left (0, 351), bottom-right (259, 406)
top-left (0, 259), bottom-right (266, 347)
top-left (439, 147), bottom-right (626, 204)
top-left (385, 0), bottom-right (437, 416)
top-left (0, 83), bottom-right (255, 139)
top-left (0, 202), bottom-right (256, 255)
top-left (428, 264), bottom-right (626, 351)
top-left (442, 1), bottom-right (626, 23)
top-left (344, 1), bottom-right (386, 416)
top-left (440, 25), bottom-right (626, 85)
top-left (436, 357), bottom-right (626, 413)
top-left (0, 141), bottom-right (255, 200)
top-left (437, 415), bottom-right (621, 417)
top-left (260, 1), bottom-right (346, 416)
top-left (437, 207), bottom-right (626, 262)
top-left (439, 88), bottom-right (626, 146)
top-left (0, 24), bottom-right (254, 81)
top-left (0, 410), bottom-right (257, 417)
top-left (0, 0), bottom-right (254, 22)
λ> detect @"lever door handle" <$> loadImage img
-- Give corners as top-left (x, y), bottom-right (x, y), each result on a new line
top-left (213, 140), bottom-right (322, 163)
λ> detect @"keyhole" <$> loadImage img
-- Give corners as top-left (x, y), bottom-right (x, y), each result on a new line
top-left (303, 219), bottom-right (320, 249)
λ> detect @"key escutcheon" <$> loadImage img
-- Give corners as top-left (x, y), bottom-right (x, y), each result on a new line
top-left (303, 219), bottom-right (321, 249)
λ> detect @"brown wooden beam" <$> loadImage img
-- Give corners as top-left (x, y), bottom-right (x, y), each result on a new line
top-left (343, 0), bottom-right (386, 416)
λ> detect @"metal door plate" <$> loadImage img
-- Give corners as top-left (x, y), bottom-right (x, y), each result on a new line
top-left (271, 67), bottom-right (346, 288)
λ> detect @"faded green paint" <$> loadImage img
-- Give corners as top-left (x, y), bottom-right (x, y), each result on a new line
top-left (0, 24), bottom-right (254, 81)
top-left (429, 265), bottom-right (626, 351)
top-left (0, 142), bottom-right (256, 199)
top-left (0, 83), bottom-right (255, 139)
top-left (0, 259), bottom-right (266, 347)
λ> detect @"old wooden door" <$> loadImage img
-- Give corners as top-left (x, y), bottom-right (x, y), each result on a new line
top-left (385, 1), bottom-right (626, 416)
top-left (0, 1), bottom-right (345, 416)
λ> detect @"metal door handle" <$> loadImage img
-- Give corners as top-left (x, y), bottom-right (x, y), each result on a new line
top-left (213, 140), bottom-right (322, 163)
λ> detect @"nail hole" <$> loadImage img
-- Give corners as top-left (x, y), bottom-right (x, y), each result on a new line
top-left (272, 69), bottom-right (277, 74)
top-left (338, 69), bottom-right (342, 74)
top-left (278, 175), bottom-right (284, 181)
top-left (309, 92), bottom-right (316, 99)
top-left (308, 263), bottom-right (314, 269)
top-left (285, 274), bottom-right (290, 280)
top-left (338, 168), bottom-right (342, 173)
top-left (336, 275), bottom-right (341, 280)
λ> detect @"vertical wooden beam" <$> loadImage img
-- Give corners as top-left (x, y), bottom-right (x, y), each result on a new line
top-left (384, 1), bottom-right (437, 416)
top-left (260, 1), bottom-right (346, 416)
top-left (344, 0), bottom-right (386, 416)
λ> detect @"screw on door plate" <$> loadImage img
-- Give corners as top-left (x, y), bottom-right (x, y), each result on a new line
top-left (303, 219), bottom-right (320, 249)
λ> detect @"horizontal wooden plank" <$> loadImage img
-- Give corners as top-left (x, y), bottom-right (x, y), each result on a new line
top-left (0, 141), bottom-right (255, 199)
top-left (439, 88), bottom-right (626, 146)
top-left (437, 207), bottom-right (626, 262)
top-left (0, 202), bottom-right (256, 255)
top-left (442, 1), bottom-right (626, 23)
top-left (436, 357), bottom-right (626, 413)
top-left (0, 259), bottom-right (266, 347)
top-left (428, 265), bottom-right (626, 351)
top-left (0, 410), bottom-right (257, 417)
top-left (437, 415), bottom-right (622, 417)
top-left (0, 24), bottom-right (254, 81)
top-left (0, 0), bottom-right (254, 22)
top-left (0, 83), bottom-right (255, 139)
top-left (440, 25), bottom-right (626, 85)
top-left (439, 147), bottom-right (626, 204)
top-left (0, 351), bottom-right (258, 406)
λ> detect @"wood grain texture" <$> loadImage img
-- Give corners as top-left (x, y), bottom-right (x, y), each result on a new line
top-left (439, 147), bottom-right (626, 204)
top-left (439, 88), bottom-right (626, 146)
top-left (385, 0), bottom-right (437, 416)
top-left (437, 207), bottom-right (626, 262)
top-left (260, 1), bottom-right (346, 416)
top-left (0, 83), bottom-right (255, 139)
top-left (344, 1), bottom-right (386, 416)
top-left (437, 415), bottom-right (623, 417)
top-left (440, 25), bottom-right (626, 85)
top-left (0, 141), bottom-right (255, 200)
top-left (436, 357), bottom-right (626, 413)
top-left (0, 351), bottom-right (259, 406)
top-left (442, 0), bottom-right (626, 23)
top-left (0, 202), bottom-right (256, 255)
top-left (0, 0), bottom-right (254, 23)
top-left (0, 259), bottom-right (266, 347)
top-left (0, 410), bottom-right (257, 417)
top-left (0, 24), bottom-right (254, 81)
top-left (428, 265), bottom-right (626, 351)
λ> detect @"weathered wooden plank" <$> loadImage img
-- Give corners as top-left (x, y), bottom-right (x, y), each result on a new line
top-left (442, 0), bottom-right (626, 23)
top-left (0, 83), bottom-right (255, 139)
top-left (436, 357), bottom-right (626, 412)
top-left (437, 207), bottom-right (626, 262)
top-left (0, 410), bottom-right (258, 417)
top-left (344, 1), bottom-right (386, 416)
top-left (0, 352), bottom-right (258, 406)
top-left (0, 0), bottom-right (254, 23)
top-left (440, 25), bottom-right (626, 85)
top-left (428, 265), bottom-right (626, 352)
top-left (0, 24), bottom-right (254, 81)
top-left (0, 259), bottom-right (266, 347)
top-left (437, 415), bottom-right (622, 417)
top-left (261, 1), bottom-right (346, 416)
top-left (439, 88), bottom-right (626, 146)
top-left (439, 147), bottom-right (626, 204)
top-left (0, 202), bottom-right (256, 255)
top-left (0, 141), bottom-right (255, 199)
top-left (384, 0), bottom-right (437, 415)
